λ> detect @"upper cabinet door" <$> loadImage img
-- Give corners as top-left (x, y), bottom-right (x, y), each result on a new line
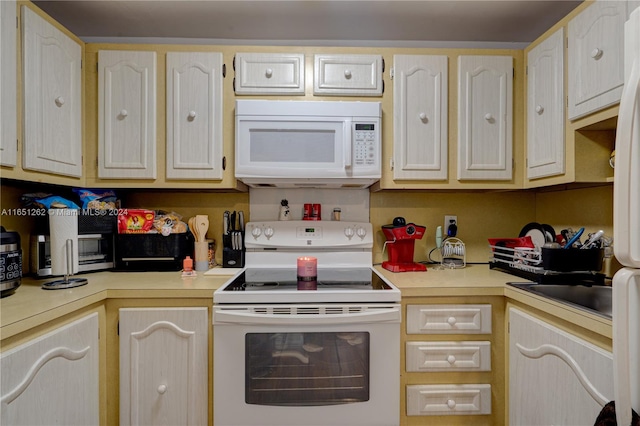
top-left (0, 0), bottom-right (16, 167)
top-left (457, 55), bottom-right (513, 181)
top-left (166, 52), bottom-right (224, 180)
top-left (21, 6), bottom-right (82, 177)
top-left (98, 50), bottom-right (157, 179)
top-left (314, 54), bottom-right (383, 96)
top-left (527, 28), bottom-right (565, 180)
top-left (234, 52), bottom-right (304, 95)
top-left (393, 55), bottom-right (448, 180)
top-left (568, 0), bottom-right (627, 120)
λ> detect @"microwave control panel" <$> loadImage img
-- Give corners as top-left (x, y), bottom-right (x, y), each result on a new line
top-left (354, 123), bottom-right (377, 166)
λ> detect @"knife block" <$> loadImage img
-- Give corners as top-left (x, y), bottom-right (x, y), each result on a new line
top-left (222, 232), bottom-right (245, 268)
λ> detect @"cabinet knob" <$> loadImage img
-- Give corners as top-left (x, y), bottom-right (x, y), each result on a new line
top-left (344, 69), bottom-right (352, 79)
top-left (590, 48), bottom-right (603, 60)
top-left (55, 96), bottom-right (65, 107)
top-left (119, 109), bottom-right (128, 118)
top-left (447, 399), bottom-right (456, 409)
top-left (265, 68), bottom-right (273, 78)
top-left (418, 112), bottom-right (428, 122)
top-left (535, 105), bottom-right (544, 115)
top-left (447, 316), bottom-right (457, 326)
top-left (188, 111), bottom-right (197, 121)
top-left (157, 384), bottom-right (167, 394)
top-left (484, 113), bottom-right (494, 122)
top-left (447, 355), bottom-right (456, 364)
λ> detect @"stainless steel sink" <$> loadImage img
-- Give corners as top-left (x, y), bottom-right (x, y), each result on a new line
top-left (508, 283), bottom-right (612, 319)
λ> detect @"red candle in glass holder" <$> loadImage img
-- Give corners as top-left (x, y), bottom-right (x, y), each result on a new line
top-left (297, 256), bottom-right (317, 290)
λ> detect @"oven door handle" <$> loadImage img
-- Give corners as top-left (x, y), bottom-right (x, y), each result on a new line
top-left (214, 307), bottom-right (400, 325)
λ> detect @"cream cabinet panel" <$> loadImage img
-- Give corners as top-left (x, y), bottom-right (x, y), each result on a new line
top-left (406, 304), bottom-right (492, 334)
top-left (0, 0), bottom-right (16, 167)
top-left (527, 28), bottom-right (565, 180)
top-left (457, 55), bottom-right (513, 180)
top-left (0, 313), bottom-right (99, 425)
top-left (119, 307), bottom-right (208, 426)
top-left (509, 308), bottom-right (613, 425)
top-left (99, 50), bottom-right (157, 179)
top-left (392, 55), bottom-right (448, 180)
top-left (406, 341), bottom-right (491, 372)
top-left (568, 0), bottom-right (627, 120)
top-left (314, 54), bottom-right (383, 96)
top-left (406, 384), bottom-right (491, 416)
top-left (21, 6), bottom-right (82, 177)
top-left (234, 52), bottom-right (304, 95)
top-left (166, 52), bottom-right (224, 180)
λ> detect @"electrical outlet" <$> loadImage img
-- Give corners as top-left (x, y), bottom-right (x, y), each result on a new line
top-left (444, 215), bottom-right (458, 237)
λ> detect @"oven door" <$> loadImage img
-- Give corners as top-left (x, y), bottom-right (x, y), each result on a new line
top-left (213, 304), bottom-right (400, 426)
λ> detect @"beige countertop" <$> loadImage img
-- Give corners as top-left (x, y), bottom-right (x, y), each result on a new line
top-left (1, 264), bottom-right (612, 341)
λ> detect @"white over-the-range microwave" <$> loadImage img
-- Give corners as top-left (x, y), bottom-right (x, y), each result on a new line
top-left (235, 100), bottom-right (381, 188)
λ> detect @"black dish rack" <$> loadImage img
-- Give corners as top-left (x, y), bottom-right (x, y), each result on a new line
top-left (489, 241), bottom-right (605, 285)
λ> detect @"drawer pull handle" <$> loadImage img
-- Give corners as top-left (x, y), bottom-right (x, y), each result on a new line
top-left (157, 384), bottom-right (167, 394)
top-left (590, 48), bottom-right (603, 60)
top-left (447, 399), bottom-right (456, 409)
top-left (447, 355), bottom-right (456, 364)
top-left (265, 68), bottom-right (273, 78)
top-left (535, 105), bottom-right (544, 115)
top-left (344, 69), bottom-right (352, 79)
top-left (447, 316), bottom-right (457, 326)
top-left (55, 96), bottom-right (65, 107)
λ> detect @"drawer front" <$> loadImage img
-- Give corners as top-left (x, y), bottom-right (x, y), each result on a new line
top-left (314, 54), bottom-right (383, 96)
top-left (406, 304), bottom-right (492, 334)
top-left (407, 384), bottom-right (492, 416)
top-left (235, 53), bottom-right (304, 95)
top-left (406, 341), bottom-right (491, 372)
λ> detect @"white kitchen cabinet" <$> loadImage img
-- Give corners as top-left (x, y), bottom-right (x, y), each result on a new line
top-left (392, 55), bottom-right (448, 180)
top-left (457, 55), bottom-right (513, 181)
top-left (568, 0), bottom-right (627, 120)
top-left (406, 304), bottom-right (492, 334)
top-left (234, 52), bottom-right (304, 95)
top-left (21, 6), bottom-right (82, 177)
top-left (406, 341), bottom-right (491, 372)
top-left (509, 308), bottom-right (613, 425)
top-left (0, 313), bottom-right (99, 425)
top-left (406, 384), bottom-right (492, 416)
top-left (527, 28), bottom-right (565, 180)
top-left (0, 0), bottom-right (16, 167)
top-left (119, 307), bottom-right (208, 426)
top-left (166, 52), bottom-right (224, 180)
top-left (98, 50), bottom-right (157, 179)
top-left (314, 54), bottom-right (383, 96)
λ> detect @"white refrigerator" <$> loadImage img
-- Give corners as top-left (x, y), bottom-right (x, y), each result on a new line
top-left (613, 5), bottom-right (640, 426)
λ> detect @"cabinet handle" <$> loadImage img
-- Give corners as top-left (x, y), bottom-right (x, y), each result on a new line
top-left (344, 69), bottom-right (352, 79)
top-left (447, 355), bottom-right (456, 364)
top-left (265, 68), bottom-right (273, 78)
top-left (157, 384), bottom-right (167, 394)
top-left (119, 109), bottom-right (128, 118)
top-left (484, 113), bottom-right (494, 122)
top-left (535, 105), bottom-right (544, 115)
top-left (590, 48), bottom-right (603, 60)
top-left (418, 112), bottom-right (428, 122)
top-left (447, 399), bottom-right (456, 409)
top-left (188, 111), bottom-right (197, 121)
top-left (55, 96), bottom-right (65, 107)
top-left (447, 316), bottom-right (457, 326)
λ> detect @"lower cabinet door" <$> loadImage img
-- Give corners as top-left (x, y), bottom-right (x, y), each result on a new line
top-left (0, 313), bottom-right (99, 425)
top-left (406, 384), bottom-right (492, 416)
top-left (119, 307), bottom-right (208, 426)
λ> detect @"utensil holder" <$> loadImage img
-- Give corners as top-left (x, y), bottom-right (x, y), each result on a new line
top-left (194, 241), bottom-right (209, 271)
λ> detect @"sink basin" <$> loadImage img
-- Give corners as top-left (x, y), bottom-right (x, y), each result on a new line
top-left (508, 283), bottom-right (612, 319)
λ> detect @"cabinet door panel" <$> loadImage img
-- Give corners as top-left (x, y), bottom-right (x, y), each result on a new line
top-left (458, 56), bottom-right (513, 180)
top-left (119, 307), bottom-right (207, 426)
top-left (314, 54), bottom-right (383, 96)
top-left (235, 52), bottom-right (304, 95)
top-left (99, 50), bottom-right (157, 179)
top-left (166, 52), bottom-right (223, 179)
top-left (0, 313), bottom-right (99, 425)
top-left (527, 28), bottom-right (565, 179)
top-left (0, 0), bottom-right (17, 167)
top-left (393, 55), bottom-right (448, 180)
top-left (22, 6), bottom-right (82, 177)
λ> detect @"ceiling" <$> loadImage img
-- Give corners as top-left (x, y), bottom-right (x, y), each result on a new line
top-left (32, 0), bottom-right (582, 46)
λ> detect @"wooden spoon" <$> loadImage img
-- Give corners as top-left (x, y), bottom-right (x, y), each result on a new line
top-left (195, 215), bottom-right (209, 241)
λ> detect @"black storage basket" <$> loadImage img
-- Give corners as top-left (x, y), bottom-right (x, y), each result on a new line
top-left (541, 247), bottom-right (604, 272)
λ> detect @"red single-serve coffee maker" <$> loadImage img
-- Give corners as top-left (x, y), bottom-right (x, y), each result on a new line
top-left (382, 217), bottom-right (427, 272)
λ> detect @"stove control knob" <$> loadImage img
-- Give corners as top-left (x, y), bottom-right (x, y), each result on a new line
top-left (344, 227), bottom-right (355, 239)
top-left (251, 227), bottom-right (262, 239)
top-left (356, 226), bottom-right (367, 239)
top-left (264, 226), bottom-right (274, 239)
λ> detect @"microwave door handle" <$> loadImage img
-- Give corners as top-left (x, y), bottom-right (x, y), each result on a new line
top-left (344, 119), bottom-right (352, 169)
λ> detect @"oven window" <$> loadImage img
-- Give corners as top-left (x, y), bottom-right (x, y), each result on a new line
top-left (245, 332), bottom-right (370, 406)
